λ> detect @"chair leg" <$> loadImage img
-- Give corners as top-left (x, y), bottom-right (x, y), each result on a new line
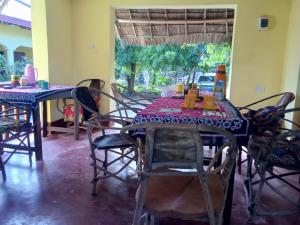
top-left (245, 157), bottom-right (255, 219)
top-left (103, 149), bottom-right (108, 176)
top-left (133, 180), bottom-right (148, 225)
top-left (26, 132), bottom-right (32, 166)
top-left (238, 146), bottom-right (242, 174)
top-left (248, 165), bottom-right (267, 219)
top-left (298, 176), bottom-right (300, 209)
top-left (0, 154), bottom-right (6, 181)
top-left (148, 215), bottom-right (155, 225)
top-left (91, 146), bottom-right (98, 196)
top-left (120, 147), bottom-right (125, 159)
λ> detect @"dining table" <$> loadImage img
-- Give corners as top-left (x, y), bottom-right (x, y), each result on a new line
top-left (132, 96), bottom-right (250, 225)
top-left (0, 85), bottom-right (79, 161)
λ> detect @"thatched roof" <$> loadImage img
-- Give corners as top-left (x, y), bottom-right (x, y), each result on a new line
top-left (115, 8), bottom-right (234, 46)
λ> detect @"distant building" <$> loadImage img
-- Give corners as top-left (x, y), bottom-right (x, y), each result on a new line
top-left (0, 15), bottom-right (32, 67)
top-left (0, 0), bottom-right (32, 67)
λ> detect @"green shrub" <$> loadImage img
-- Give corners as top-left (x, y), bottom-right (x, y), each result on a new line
top-left (0, 55), bottom-right (9, 81)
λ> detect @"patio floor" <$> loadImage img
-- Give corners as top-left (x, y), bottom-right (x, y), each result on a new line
top-left (0, 132), bottom-right (299, 225)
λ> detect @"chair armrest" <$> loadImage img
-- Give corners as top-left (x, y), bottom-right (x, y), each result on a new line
top-left (238, 92), bottom-right (291, 110)
top-left (84, 116), bottom-right (131, 130)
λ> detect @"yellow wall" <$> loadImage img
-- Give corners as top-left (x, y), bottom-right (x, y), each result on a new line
top-left (32, 0), bottom-right (73, 121)
top-left (281, 0), bottom-right (300, 124)
top-left (32, 0), bottom-right (293, 120)
top-left (32, 0), bottom-right (72, 83)
top-left (71, 0), bottom-right (291, 108)
top-left (46, 0), bottom-right (72, 85)
top-left (31, 0), bottom-right (49, 80)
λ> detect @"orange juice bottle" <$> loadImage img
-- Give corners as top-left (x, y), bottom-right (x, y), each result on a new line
top-left (213, 65), bottom-right (227, 100)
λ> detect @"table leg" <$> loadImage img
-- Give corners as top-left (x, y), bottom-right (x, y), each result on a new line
top-left (42, 101), bottom-right (48, 137)
top-left (223, 161), bottom-right (236, 225)
top-left (2, 105), bottom-right (8, 140)
top-left (32, 104), bottom-right (43, 161)
top-left (0, 131), bottom-right (3, 152)
top-left (74, 99), bottom-right (80, 140)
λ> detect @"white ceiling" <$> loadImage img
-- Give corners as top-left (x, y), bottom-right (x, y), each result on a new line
top-left (0, 0), bottom-right (31, 21)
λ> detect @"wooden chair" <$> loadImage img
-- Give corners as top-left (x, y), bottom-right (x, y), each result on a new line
top-left (57, 78), bottom-right (105, 124)
top-left (0, 99), bottom-right (32, 181)
top-left (121, 123), bottom-right (237, 225)
top-left (71, 87), bottom-right (140, 195)
top-left (244, 107), bottom-right (300, 220)
top-left (110, 83), bottom-right (158, 118)
top-left (237, 92), bottom-right (295, 173)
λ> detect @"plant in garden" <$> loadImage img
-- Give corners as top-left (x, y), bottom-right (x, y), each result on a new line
top-left (0, 54), bottom-right (9, 81)
top-left (115, 38), bottom-right (232, 93)
top-left (115, 39), bottom-right (141, 93)
top-left (205, 43), bottom-right (231, 72)
top-left (179, 44), bottom-right (209, 84)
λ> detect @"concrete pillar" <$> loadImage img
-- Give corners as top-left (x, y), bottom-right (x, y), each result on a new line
top-left (6, 49), bottom-right (14, 67)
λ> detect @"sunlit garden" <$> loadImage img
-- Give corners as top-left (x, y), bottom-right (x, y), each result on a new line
top-left (115, 38), bottom-right (231, 95)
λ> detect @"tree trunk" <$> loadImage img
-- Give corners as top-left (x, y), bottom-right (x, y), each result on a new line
top-left (127, 63), bottom-right (136, 93)
top-left (191, 67), bottom-right (196, 84)
top-left (152, 71), bottom-right (158, 85)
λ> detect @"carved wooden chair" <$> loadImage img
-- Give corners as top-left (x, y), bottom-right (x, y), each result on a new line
top-left (244, 107), bottom-right (300, 220)
top-left (0, 99), bottom-right (32, 181)
top-left (121, 123), bottom-right (237, 225)
top-left (237, 92), bottom-right (295, 173)
top-left (71, 87), bottom-right (140, 195)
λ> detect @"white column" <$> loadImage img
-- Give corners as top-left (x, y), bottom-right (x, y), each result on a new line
top-left (6, 49), bottom-right (14, 67)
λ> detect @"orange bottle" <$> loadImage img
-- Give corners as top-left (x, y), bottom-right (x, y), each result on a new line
top-left (213, 65), bottom-right (227, 99)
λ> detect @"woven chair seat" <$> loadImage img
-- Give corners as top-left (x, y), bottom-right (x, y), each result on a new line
top-left (270, 140), bottom-right (300, 170)
top-left (143, 174), bottom-right (224, 219)
top-left (0, 118), bottom-right (31, 134)
top-left (93, 133), bottom-right (134, 149)
top-left (249, 135), bottom-right (300, 170)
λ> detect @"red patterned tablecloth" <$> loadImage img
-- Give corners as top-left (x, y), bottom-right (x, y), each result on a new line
top-left (133, 97), bottom-right (249, 136)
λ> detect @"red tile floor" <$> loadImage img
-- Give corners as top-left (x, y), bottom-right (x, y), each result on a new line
top-left (0, 132), bottom-right (299, 225)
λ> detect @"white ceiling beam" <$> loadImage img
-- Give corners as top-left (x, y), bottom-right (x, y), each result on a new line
top-left (128, 9), bottom-right (137, 38)
top-left (225, 9), bottom-right (229, 37)
top-left (204, 9), bottom-right (207, 34)
top-left (184, 9), bottom-right (187, 39)
top-left (147, 9), bottom-right (153, 43)
top-left (164, 9), bottom-right (169, 37)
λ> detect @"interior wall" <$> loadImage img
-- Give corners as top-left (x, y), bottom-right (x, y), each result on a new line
top-left (32, 0), bottom-right (72, 121)
top-left (46, 0), bottom-right (72, 85)
top-left (71, 0), bottom-right (291, 108)
top-left (31, 0), bottom-right (49, 80)
top-left (294, 66), bottom-right (300, 127)
top-left (281, 0), bottom-right (300, 125)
